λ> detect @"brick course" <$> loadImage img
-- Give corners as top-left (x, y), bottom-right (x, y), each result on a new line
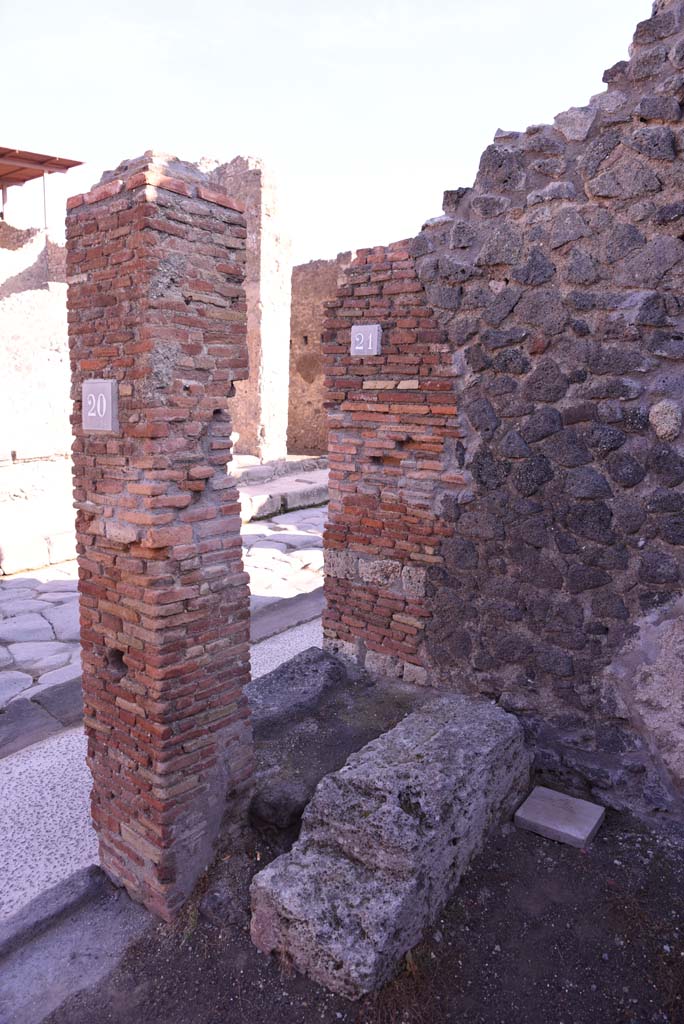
top-left (66, 152), bottom-right (253, 919)
top-left (288, 252), bottom-right (351, 454)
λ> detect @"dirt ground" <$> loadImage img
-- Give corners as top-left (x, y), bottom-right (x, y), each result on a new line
top-left (44, 809), bottom-right (684, 1024)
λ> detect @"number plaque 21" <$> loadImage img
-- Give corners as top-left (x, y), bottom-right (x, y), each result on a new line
top-left (350, 324), bottom-right (382, 357)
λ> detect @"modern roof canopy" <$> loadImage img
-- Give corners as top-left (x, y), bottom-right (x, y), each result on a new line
top-left (0, 148), bottom-right (82, 189)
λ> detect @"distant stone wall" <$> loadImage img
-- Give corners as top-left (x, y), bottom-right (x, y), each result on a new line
top-left (324, 0), bottom-right (684, 820)
top-left (0, 221), bottom-right (74, 574)
top-left (288, 253), bottom-right (351, 454)
top-left (207, 157), bottom-right (292, 462)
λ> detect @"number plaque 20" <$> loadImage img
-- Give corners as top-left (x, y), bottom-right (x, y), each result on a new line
top-left (82, 379), bottom-right (119, 433)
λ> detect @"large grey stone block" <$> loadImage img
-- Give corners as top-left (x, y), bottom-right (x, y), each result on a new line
top-left (250, 695), bottom-right (531, 998)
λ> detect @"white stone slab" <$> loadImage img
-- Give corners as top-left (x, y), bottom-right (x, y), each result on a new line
top-left (43, 601), bottom-right (80, 642)
top-left (0, 614), bottom-right (54, 644)
top-left (515, 785), bottom-right (605, 848)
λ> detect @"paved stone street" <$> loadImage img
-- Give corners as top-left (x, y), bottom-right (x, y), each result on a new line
top-left (0, 505), bottom-right (326, 758)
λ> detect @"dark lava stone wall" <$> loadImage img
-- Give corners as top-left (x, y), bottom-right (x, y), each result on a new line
top-left (325, 0), bottom-right (684, 819)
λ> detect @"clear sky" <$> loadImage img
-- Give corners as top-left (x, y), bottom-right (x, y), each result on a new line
top-left (2, 0), bottom-right (649, 263)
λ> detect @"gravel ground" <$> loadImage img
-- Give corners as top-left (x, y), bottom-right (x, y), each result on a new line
top-left (44, 813), bottom-right (684, 1024)
top-left (250, 619), bottom-right (323, 679)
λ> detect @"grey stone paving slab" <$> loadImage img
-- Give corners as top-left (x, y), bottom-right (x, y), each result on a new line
top-left (8, 642), bottom-right (73, 675)
top-left (0, 600), bottom-right (49, 616)
top-left (250, 594), bottom-right (280, 614)
top-left (0, 648), bottom-right (12, 670)
top-left (34, 661), bottom-right (82, 691)
top-left (0, 671), bottom-right (32, 708)
top-left (514, 785), bottom-right (605, 848)
top-left (0, 590), bottom-right (39, 604)
top-left (0, 699), bottom-right (62, 759)
top-left (43, 602), bottom-right (80, 642)
top-left (32, 679), bottom-right (83, 727)
top-left (0, 614), bottom-right (54, 644)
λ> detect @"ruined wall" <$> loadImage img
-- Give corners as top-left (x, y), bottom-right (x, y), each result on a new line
top-left (0, 221), bottom-right (74, 574)
top-left (207, 157), bottom-right (291, 462)
top-left (67, 153), bottom-right (253, 919)
top-left (288, 252), bottom-right (351, 454)
top-left (324, 0), bottom-right (684, 819)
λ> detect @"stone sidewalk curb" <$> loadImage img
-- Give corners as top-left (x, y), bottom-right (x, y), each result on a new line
top-left (250, 587), bottom-right (325, 643)
top-left (239, 469), bottom-right (329, 522)
top-left (0, 678), bottom-right (84, 761)
top-left (232, 454), bottom-right (327, 485)
top-left (0, 865), bottom-right (108, 961)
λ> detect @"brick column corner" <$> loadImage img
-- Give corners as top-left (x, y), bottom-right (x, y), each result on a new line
top-left (66, 151), bottom-right (253, 920)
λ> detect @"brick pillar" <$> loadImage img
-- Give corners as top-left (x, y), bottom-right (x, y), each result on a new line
top-left (66, 152), bottom-right (253, 920)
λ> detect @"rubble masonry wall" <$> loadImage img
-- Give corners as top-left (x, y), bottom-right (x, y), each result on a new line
top-left (323, 0), bottom-right (684, 819)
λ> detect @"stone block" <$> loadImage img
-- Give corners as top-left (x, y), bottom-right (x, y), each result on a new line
top-left (0, 670), bottom-right (32, 708)
top-left (245, 647), bottom-right (345, 728)
top-left (248, 492), bottom-right (283, 519)
top-left (323, 549), bottom-right (358, 581)
top-left (0, 698), bottom-right (61, 758)
top-left (514, 786), bottom-right (605, 848)
top-left (47, 530), bottom-right (77, 565)
top-left (250, 695), bottom-right (531, 998)
top-left (0, 613), bottom-right (54, 644)
top-left (32, 678), bottom-right (84, 727)
top-left (364, 649), bottom-right (403, 680)
top-left (43, 601), bottom-right (80, 642)
top-left (359, 558), bottom-right (402, 588)
top-left (0, 535), bottom-right (50, 576)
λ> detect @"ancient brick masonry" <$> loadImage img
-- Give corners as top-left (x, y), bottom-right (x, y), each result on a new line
top-left (322, 241), bottom-right (462, 684)
top-left (288, 252), bottom-right (351, 455)
top-left (324, 1), bottom-right (684, 818)
top-left (66, 153), bottom-right (253, 919)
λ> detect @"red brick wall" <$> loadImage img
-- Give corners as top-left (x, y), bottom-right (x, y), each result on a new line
top-left (288, 252), bottom-right (352, 455)
top-left (66, 154), bottom-right (253, 920)
top-left (322, 241), bottom-right (464, 684)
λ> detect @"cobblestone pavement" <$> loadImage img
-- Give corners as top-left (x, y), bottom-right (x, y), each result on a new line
top-left (0, 506), bottom-right (326, 752)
